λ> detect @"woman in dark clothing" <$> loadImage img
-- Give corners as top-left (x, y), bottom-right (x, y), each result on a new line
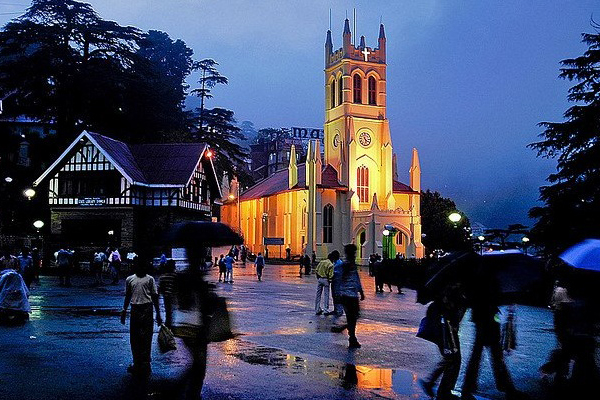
top-left (338, 244), bottom-right (365, 348)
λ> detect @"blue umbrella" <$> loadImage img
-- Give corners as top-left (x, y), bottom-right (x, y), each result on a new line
top-left (559, 239), bottom-right (600, 272)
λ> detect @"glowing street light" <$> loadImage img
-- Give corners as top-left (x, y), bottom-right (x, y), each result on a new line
top-left (522, 236), bottom-right (530, 255)
top-left (4, 177), bottom-right (12, 183)
top-left (205, 149), bottom-right (213, 158)
top-left (33, 220), bottom-right (44, 230)
top-left (448, 212), bottom-right (462, 223)
top-left (24, 188), bottom-right (36, 200)
top-left (382, 229), bottom-right (390, 236)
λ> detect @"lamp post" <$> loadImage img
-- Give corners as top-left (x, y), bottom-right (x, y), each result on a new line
top-left (33, 220), bottom-right (44, 233)
top-left (478, 235), bottom-right (485, 255)
top-left (448, 212), bottom-right (462, 225)
top-left (24, 188), bottom-right (36, 201)
top-left (522, 236), bottom-right (530, 255)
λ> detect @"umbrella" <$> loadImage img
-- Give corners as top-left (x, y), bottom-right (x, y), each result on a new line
top-left (165, 221), bottom-right (243, 247)
top-left (559, 239), bottom-right (600, 272)
top-left (419, 250), bottom-right (547, 305)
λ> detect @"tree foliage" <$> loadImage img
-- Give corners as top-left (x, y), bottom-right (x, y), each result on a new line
top-left (0, 0), bottom-right (193, 146)
top-left (528, 22), bottom-right (600, 255)
top-left (420, 190), bottom-right (471, 253)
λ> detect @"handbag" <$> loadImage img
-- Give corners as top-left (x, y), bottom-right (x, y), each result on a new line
top-left (441, 317), bottom-right (459, 355)
top-left (205, 294), bottom-right (235, 342)
top-left (501, 308), bottom-right (517, 352)
top-left (416, 315), bottom-right (441, 345)
top-left (158, 324), bottom-right (177, 353)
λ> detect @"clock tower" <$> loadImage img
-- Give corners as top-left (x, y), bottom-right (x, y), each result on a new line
top-left (324, 20), bottom-right (395, 211)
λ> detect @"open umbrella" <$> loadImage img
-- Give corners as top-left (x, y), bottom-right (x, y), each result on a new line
top-left (559, 239), bottom-right (600, 272)
top-left (164, 221), bottom-right (243, 247)
top-left (419, 250), bottom-right (547, 305)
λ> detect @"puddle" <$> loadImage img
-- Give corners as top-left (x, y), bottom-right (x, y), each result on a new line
top-left (225, 339), bottom-right (420, 397)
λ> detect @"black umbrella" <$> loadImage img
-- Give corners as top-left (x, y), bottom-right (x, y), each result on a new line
top-left (164, 221), bottom-right (243, 247)
top-left (417, 251), bottom-right (479, 304)
top-left (419, 250), bottom-right (548, 305)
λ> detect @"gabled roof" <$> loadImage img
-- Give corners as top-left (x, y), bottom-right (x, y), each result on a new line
top-left (34, 131), bottom-right (219, 193)
top-left (241, 163), bottom-right (347, 201)
top-left (393, 180), bottom-right (418, 194)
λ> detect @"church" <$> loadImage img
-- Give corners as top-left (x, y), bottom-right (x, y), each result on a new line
top-left (221, 20), bottom-right (424, 263)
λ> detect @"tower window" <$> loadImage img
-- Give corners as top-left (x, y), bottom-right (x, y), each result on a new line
top-left (357, 166), bottom-right (369, 203)
top-left (353, 74), bottom-right (362, 104)
top-left (323, 204), bottom-right (334, 243)
top-left (368, 76), bottom-right (377, 105)
top-left (330, 79), bottom-right (336, 109)
top-left (396, 232), bottom-right (403, 245)
top-left (338, 76), bottom-right (343, 105)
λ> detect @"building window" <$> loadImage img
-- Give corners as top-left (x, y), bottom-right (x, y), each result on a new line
top-left (396, 232), bottom-right (403, 245)
top-left (353, 74), bottom-right (362, 104)
top-left (330, 79), bottom-right (336, 109)
top-left (338, 76), bottom-right (343, 105)
top-left (323, 204), bottom-right (334, 243)
top-left (58, 171), bottom-right (120, 197)
top-left (302, 206), bottom-right (307, 229)
top-left (368, 76), bottom-right (377, 105)
top-left (357, 166), bottom-right (369, 203)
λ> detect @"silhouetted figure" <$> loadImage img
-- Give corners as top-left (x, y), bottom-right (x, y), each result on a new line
top-left (419, 283), bottom-right (466, 400)
top-left (255, 252), bottom-right (265, 281)
top-left (461, 275), bottom-right (523, 400)
top-left (338, 244), bottom-right (365, 348)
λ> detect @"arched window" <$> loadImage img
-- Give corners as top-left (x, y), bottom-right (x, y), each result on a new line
top-left (338, 76), bottom-right (343, 105)
top-left (368, 76), bottom-right (377, 105)
top-left (396, 232), bottom-right (403, 245)
top-left (353, 74), bottom-right (362, 104)
top-left (330, 79), bottom-right (336, 109)
top-left (302, 206), bottom-right (307, 229)
top-left (357, 166), bottom-right (369, 203)
top-left (323, 204), bottom-right (334, 243)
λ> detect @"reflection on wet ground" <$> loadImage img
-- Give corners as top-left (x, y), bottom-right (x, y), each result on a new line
top-left (224, 338), bottom-right (421, 398)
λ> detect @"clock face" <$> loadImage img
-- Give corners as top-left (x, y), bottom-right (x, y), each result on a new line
top-left (333, 134), bottom-right (340, 148)
top-left (358, 131), bottom-right (372, 147)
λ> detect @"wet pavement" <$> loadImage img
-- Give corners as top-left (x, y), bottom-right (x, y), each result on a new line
top-left (0, 261), bottom-right (584, 399)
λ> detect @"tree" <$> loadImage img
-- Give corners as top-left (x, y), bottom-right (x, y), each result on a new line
top-left (0, 0), bottom-right (141, 144)
top-left (196, 107), bottom-right (252, 186)
top-left (484, 224), bottom-right (529, 249)
top-left (0, 1), bottom-right (195, 145)
top-left (254, 127), bottom-right (291, 144)
top-left (528, 21), bottom-right (600, 255)
top-left (191, 59), bottom-right (227, 130)
top-left (420, 190), bottom-right (471, 253)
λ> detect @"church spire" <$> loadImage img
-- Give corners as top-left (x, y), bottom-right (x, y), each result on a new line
top-left (359, 35), bottom-right (365, 49)
top-left (288, 145), bottom-right (298, 189)
top-left (343, 18), bottom-right (351, 55)
top-left (379, 23), bottom-right (386, 40)
top-left (409, 148), bottom-right (421, 192)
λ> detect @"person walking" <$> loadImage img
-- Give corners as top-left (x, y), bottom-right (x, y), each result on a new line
top-left (109, 247), bottom-right (122, 285)
top-left (17, 247), bottom-right (34, 288)
top-left (338, 244), bottom-right (365, 348)
top-left (217, 254), bottom-right (226, 282)
top-left (330, 250), bottom-right (344, 316)
top-left (303, 254), bottom-right (312, 275)
top-left (255, 252), bottom-right (265, 281)
top-left (55, 247), bottom-right (73, 287)
top-left (461, 277), bottom-right (523, 400)
top-left (159, 259), bottom-right (177, 328)
top-left (224, 253), bottom-right (234, 283)
top-left (120, 257), bottom-right (162, 376)
top-left (0, 249), bottom-right (19, 271)
top-left (314, 252), bottom-right (335, 315)
top-left (92, 249), bottom-right (107, 286)
top-left (418, 283), bottom-right (466, 400)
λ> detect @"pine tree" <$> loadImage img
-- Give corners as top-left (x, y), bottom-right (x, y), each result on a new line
top-left (529, 21), bottom-right (600, 255)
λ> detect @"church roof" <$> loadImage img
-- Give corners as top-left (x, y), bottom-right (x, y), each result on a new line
top-left (393, 180), bottom-right (418, 194)
top-left (240, 163), bottom-right (347, 201)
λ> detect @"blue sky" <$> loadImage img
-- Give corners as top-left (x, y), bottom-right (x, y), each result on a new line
top-left (2, 1), bottom-right (598, 229)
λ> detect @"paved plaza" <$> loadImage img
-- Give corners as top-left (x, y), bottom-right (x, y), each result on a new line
top-left (0, 262), bottom-right (568, 399)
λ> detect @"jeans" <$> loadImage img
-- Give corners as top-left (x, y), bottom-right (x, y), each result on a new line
top-left (225, 268), bottom-right (233, 282)
top-left (315, 278), bottom-right (330, 312)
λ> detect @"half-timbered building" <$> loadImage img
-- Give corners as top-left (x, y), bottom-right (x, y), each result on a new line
top-left (34, 131), bottom-right (221, 256)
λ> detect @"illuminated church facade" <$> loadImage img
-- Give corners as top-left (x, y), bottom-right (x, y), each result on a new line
top-left (222, 20), bottom-right (424, 263)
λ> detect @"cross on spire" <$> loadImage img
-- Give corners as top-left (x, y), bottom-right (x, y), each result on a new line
top-left (362, 47), bottom-right (370, 62)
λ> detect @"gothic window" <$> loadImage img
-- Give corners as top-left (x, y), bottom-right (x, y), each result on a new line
top-left (302, 206), bottom-right (307, 229)
top-left (396, 232), bottom-right (403, 245)
top-left (323, 204), bottom-right (334, 243)
top-left (357, 166), bottom-right (369, 203)
top-left (338, 76), bottom-right (343, 105)
top-left (330, 79), bottom-right (336, 109)
top-left (353, 74), bottom-right (362, 104)
top-left (368, 76), bottom-right (377, 105)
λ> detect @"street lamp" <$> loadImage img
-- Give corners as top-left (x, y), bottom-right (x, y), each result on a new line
top-left (478, 235), bottom-right (485, 255)
top-left (24, 188), bottom-right (36, 200)
top-left (33, 220), bottom-right (44, 231)
top-left (448, 212), bottom-right (462, 224)
top-left (522, 236), bottom-right (530, 255)
top-left (4, 176), bottom-right (12, 183)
